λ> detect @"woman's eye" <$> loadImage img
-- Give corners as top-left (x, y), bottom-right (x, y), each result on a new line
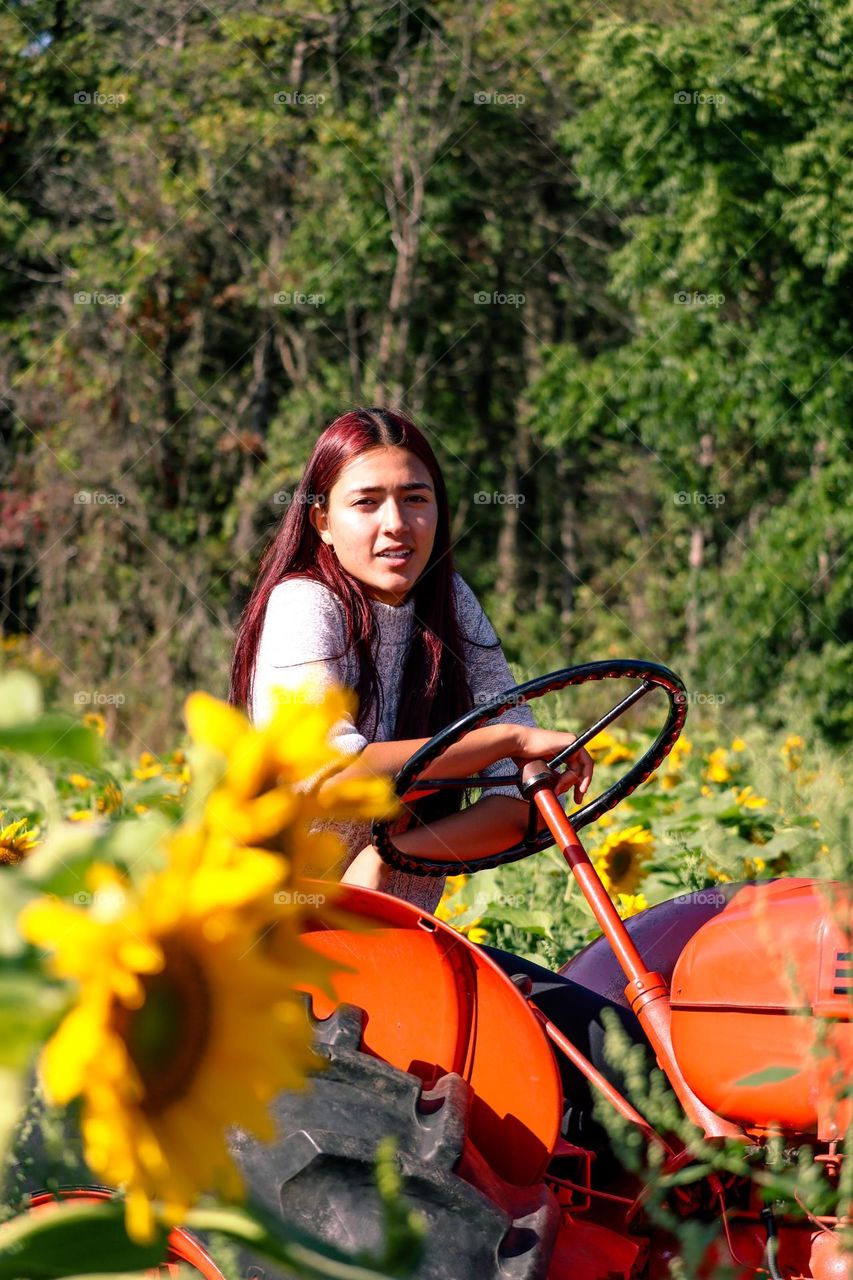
top-left (353, 496), bottom-right (428, 506)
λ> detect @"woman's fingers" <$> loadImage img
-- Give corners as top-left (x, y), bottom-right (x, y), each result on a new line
top-left (552, 744), bottom-right (594, 804)
top-left (576, 746), bottom-right (594, 800)
top-left (512, 729), bottom-right (594, 804)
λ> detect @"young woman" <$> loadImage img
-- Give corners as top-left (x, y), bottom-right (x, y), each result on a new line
top-left (229, 406), bottom-right (594, 914)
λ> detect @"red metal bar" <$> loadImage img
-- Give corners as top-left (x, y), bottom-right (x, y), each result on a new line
top-left (530, 1005), bottom-right (674, 1155)
top-left (531, 783), bottom-right (743, 1141)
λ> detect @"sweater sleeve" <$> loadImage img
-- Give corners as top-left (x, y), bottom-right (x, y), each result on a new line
top-left (249, 577), bottom-right (369, 758)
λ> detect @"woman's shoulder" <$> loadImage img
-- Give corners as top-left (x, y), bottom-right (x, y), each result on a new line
top-left (267, 574), bottom-right (345, 617)
top-left (261, 575), bottom-right (348, 657)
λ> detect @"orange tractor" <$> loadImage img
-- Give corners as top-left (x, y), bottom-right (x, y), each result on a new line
top-left (233, 661), bottom-right (852, 1280)
top-left (18, 662), bottom-right (853, 1279)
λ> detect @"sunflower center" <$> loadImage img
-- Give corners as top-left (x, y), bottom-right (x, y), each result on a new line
top-left (612, 849), bottom-right (637, 880)
top-left (112, 937), bottom-right (212, 1116)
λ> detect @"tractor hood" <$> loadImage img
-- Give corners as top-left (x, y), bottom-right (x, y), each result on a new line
top-left (670, 878), bottom-right (852, 1141)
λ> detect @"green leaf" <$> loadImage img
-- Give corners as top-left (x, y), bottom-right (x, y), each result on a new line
top-left (0, 1191), bottom-right (418, 1279)
top-left (0, 718), bottom-right (102, 769)
top-left (99, 813), bottom-right (171, 884)
top-left (0, 966), bottom-right (68, 1071)
top-left (19, 825), bottom-right (102, 897)
top-left (614, 793), bottom-right (669, 818)
top-left (0, 673), bottom-right (43, 727)
top-left (481, 906), bottom-right (554, 938)
top-left (735, 1065), bottom-right (800, 1088)
top-left (184, 1200), bottom-right (413, 1278)
top-left (758, 828), bottom-right (818, 856)
top-left (0, 875), bottom-right (40, 958)
top-left (0, 1201), bottom-right (169, 1278)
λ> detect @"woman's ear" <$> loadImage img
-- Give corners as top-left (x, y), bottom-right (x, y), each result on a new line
top-left (309, 501), bottom-right (334, 547)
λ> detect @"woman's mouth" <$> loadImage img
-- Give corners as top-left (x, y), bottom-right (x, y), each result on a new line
top-left (376, 549), bottom-right (414, 564)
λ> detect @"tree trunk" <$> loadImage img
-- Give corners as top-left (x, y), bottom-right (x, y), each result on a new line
top-left (685, 431), bottom-right (714, 669)
top-left (557, 452), bottom-right (580, 626)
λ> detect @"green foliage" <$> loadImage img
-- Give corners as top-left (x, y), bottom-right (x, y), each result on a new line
top-left (2, 0), bottom-right (847, 754)
top-left (529, 0), bottom-right (852, 738)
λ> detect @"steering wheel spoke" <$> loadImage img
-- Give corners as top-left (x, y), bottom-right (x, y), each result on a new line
top-left (545, 679), bottom-right (655, 771)
top-left (373, 660), bottom-right (687, 876)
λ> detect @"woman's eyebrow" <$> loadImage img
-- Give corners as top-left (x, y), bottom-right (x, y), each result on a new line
top-left (346, 482), bottom-right (433, 495)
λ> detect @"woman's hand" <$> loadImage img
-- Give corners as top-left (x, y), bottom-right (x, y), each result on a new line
top-left (509, 726), bottom-right (594, 804)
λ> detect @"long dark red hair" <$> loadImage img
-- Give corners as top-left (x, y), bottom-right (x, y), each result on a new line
top-left (229, 407), bottom-right (483, 824)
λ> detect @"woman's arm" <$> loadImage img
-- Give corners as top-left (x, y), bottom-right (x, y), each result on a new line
top-left (340, 794), bottom-right (529, 889)
top-left (322, 722), bottom-right (519, 801)
top-left (339, 722), bottom-right (594, 890)
top-left (394, 793), bottom-right (529, 859)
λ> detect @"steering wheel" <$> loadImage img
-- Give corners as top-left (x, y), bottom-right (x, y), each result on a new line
top-left (371, 659), bottom-right (687, 876)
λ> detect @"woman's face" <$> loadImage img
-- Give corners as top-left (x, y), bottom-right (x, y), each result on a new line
top-left (310, 446), bottom-right (439, 605)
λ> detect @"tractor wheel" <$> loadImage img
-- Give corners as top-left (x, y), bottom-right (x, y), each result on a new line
top-left (230, 1002), bottom-right (560, 1280)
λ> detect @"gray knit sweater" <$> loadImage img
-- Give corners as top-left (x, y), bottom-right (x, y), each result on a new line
top-left (248, 571), bottom-right (541, 914)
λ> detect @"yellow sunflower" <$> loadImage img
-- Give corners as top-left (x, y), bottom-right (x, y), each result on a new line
top-left (82, 711), bottom-right (107, 737)
top-left (0, 811), bottom-right (39, 865)
top-left (591, 824), bottom-right (654, 896)
top-left (658, 735), bottom-right (692, 791)
top-left (185, 685), bottom-right (399, 880)
top-left (96, 780), bottom-right (123, 814)
top-left (435, 874), bottom-right (469, 921)
top-left (706, 863), bottom-right (733, 883)
top-left (19, 835), bottom-right (331, 1244)
top-left (732, 785), bottom-right (768, 810)
top-left (704, 747), bottom-right (731, 784)
top-left (133, 752), bottom-right (163, 781)
top-left (435, 876), bottom-right (487, 943)
top-left (587, 730), bottom-right (635, 766)
top-left (616, 892), bottom-right (648, 918)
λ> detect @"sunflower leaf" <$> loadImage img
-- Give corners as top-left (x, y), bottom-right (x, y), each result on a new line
top-left (0, 718), bottom-right (102, 769)
top-left (0, 1200), bottom-right (169, 1277)
top-left (480, 906), bottom-right (554, 937)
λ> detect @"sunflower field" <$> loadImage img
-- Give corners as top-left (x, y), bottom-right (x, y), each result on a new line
top-left (437, 719), bottom-right (850, 970)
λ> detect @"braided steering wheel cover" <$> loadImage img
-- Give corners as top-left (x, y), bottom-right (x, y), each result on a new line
top-left (371, 660), bottom-right (687, 877)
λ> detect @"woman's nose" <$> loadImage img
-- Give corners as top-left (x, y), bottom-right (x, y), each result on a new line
top-left (381, 499), bottom-right (409, 531)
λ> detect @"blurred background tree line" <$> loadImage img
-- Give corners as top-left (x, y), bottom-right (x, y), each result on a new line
top-left (1, 0), bottom-right (850, 751)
